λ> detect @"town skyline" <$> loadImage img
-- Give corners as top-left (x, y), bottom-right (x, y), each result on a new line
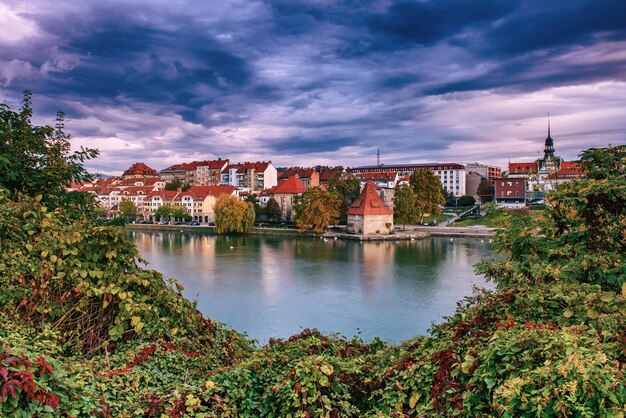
top-left (1, 0), bottom-right (625, 175)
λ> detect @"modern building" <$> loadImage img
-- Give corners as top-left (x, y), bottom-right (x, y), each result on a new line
top-left (350, 163), bottom-right (466, 196)
top-left (346, 181), bottom-right (394, 235)
top-left (159, 164), bottom-right (188, 184)
top-left (464, 163), bottom-right (502, 181)
top-left (220, 161), bottom-right (277, 192)
top-left (494, 178), bottom-right (526, 208)
top-left (194, 159), bottom-right (229, 186)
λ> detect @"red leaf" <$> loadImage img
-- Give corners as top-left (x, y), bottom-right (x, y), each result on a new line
top-left (45, 393), bottom-right (60, 409)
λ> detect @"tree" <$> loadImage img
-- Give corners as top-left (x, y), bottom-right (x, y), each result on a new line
top-left (393, 184), bottom-right (420, 230)
top-left (477, 144), bottom-right (626, 292)
top-left (245, 194), bottom-right (263, 220)
top-left (457, 195), bottom-right (476, 207)
top-left (0, 91), bottom-right (99, 209)
top-left (118, 200), bottom-right (137, 221)
top-left (170, 205), bottom-right (191, 221)
top-left (477, 178), bottom-right (494, 197)
top-left (214, 195), bottom-right (255, 234)
top-left (154, 205), bottom-right (172, 220)
top-left (265, 197), bottom-right (281, 221)
top-left (443, 188), bottom-right (456, 207)
top-left (165, 180), bottom-right (190, 191)
top-left (409, 170), bottom-right (445, 222)
top-left (294, 187), bottom-right (342, 233)
top-left (327, 173), bottom-right (360, 224)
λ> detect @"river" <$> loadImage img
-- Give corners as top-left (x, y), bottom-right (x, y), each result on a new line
top-left (130, 231), bottom-right (493, 343)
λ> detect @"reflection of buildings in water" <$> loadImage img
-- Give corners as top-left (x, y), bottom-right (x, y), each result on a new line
top-left (360, 242), bottom-right (395, 293)
top-left (432, 238), bottom-right (488, 293)
top-left (259, 240), bottom-right (294, 305)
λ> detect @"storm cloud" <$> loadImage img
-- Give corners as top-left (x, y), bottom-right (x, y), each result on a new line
top-left (0, 0), bottom-right (624, 174)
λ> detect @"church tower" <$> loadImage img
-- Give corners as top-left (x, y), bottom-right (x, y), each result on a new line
top-left (538, 117), bottom-right (560, 173)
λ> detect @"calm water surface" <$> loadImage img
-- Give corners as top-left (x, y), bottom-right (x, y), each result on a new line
top-left (130, 231), bottom-right (493, 343)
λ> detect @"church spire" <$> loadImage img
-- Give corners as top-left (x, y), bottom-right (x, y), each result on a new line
top-left (543, 113), bottom-right (554, 159)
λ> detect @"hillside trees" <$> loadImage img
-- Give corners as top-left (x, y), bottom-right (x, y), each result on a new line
top-left (214, 195), bottom-right (255, 233)
top-left (409, 170), bottom-right (445, 222)
top-left (294, 187), bottom-right (343, 233)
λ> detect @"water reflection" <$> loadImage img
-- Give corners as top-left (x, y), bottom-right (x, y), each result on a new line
top-left (129, 231), bottom-right (492, 343)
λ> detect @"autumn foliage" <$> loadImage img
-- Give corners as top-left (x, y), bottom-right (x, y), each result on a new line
top-left (213, 194), bottom-right (255, 234)
top-left (294, 187), bottom-right (343, 233)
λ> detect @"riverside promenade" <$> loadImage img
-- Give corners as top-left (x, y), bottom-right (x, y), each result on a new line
top-left (127, 224), bottom-right (496, 240)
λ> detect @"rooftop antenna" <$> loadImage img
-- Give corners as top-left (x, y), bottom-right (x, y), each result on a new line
top-left (377, 148), bottom-right (380, 167)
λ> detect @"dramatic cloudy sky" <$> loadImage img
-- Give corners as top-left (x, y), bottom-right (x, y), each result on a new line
top-left (1, 0), bottom-right (625, 174)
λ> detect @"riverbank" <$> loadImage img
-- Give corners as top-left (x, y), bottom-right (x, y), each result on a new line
top-left (126, 223), bottom-right (497, 239)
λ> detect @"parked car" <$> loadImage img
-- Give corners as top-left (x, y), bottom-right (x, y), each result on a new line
top-left (208, 221), bottom-right (215, 226)
top-left (159, 221), bottom-right (169, 225)
top-left (189, 221), bottom-right (200, 226)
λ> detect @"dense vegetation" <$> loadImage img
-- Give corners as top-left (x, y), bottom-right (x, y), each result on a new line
top-left (1, 95), bottom-right (624, 416)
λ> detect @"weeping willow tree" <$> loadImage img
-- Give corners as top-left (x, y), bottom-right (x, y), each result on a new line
top-left (213, 194), bottom-right (255, 233)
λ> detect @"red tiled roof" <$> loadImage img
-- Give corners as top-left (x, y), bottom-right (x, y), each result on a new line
top-left (118, 177), bottom-right (160, 187)
top-left (282, 167), bottom-right (316, 178)
top-left (346, 181), bottom-right (393, 216)
top-left (259, 185), bottom-right (278, 196)
top-left (319, 167), bottom-right (344, 182)
top-left (193, 159), bottom-right (229, 170)
top-left (94, 178), bottom-right (117, 187)
top-left (548, 161), bottom-right (586, 179)
top-left (509, 162), bottom-right (538, 173)
top-left (123, 162), bottom-right (157, 177)
top-left (230, 161), bottom-right (272, 173)
top-left (180, 186), bottom-right (236, 199)
top-left (271, 176), bottom-right (307, 194)
top-left (147, 190), bottom-right (180, 199)
top-left (357, 171), bottom-right (397, 182)
top-left (120, 186), bottom-right (153, 195)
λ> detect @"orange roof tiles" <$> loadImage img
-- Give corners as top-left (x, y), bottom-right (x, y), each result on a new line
top-left (123, 162), bottom-right (157, 177)
top-left (181, 186), bottom-right (236, 199)
top-left (357, 171), bottom-right (397, 182)
top-left (508, 162), bottom-right (538, 173)
top-left (319, 167), bottom-right (344, 182)
top-left (271, 176), bottom-right (307, 194)
top-left (346, 181), bottom-right (393, 216)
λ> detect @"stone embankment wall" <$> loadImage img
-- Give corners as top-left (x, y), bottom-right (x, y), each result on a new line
top-left (410, 226), bottom-right (497, 237)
